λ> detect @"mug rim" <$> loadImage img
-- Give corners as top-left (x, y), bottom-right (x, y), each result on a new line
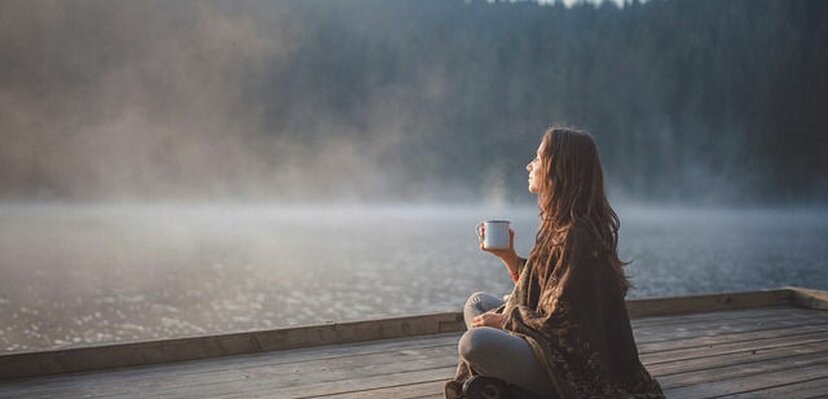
top-left (484, 219), bottom-right (510, 224)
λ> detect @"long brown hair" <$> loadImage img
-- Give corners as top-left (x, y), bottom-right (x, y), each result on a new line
top-left (527, 125), bottom-right (631, 296)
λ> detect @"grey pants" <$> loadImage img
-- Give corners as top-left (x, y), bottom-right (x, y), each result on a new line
top-left (459, 291), bottom-right (556, 396)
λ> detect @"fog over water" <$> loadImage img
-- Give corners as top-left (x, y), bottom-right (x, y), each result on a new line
top-left (1, 203), bottom-right (826, 352)
top-left (0, 1), bottom-right (826, 352)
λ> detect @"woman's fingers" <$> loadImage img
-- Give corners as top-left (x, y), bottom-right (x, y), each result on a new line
top-left (477, 222), bottom-right (490, 252)
top-left (471, 313), bottom-right (504, 329)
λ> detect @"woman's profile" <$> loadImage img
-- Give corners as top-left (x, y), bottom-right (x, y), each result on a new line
top-left (445, 126), bottom-right (665, 399)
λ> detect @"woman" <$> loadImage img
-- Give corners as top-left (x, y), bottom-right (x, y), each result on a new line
top-left (445, 126), bottom-right (665, 399)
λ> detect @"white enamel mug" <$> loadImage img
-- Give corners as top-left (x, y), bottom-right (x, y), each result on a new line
top-left (480, 220), bottom-right (511, 250)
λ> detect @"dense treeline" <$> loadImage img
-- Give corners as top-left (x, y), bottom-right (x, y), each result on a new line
top-left (263, 0), bottom-right (827, 204)
top-left (1, 0), bottom-right (826, 204)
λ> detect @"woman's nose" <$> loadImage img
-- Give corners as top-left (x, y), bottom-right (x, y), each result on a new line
top-left (526, 163), bottom-right (532, 171)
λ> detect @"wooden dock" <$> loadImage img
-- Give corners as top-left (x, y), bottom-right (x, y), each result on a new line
top-left (1, 286), bottom-right (826, 398)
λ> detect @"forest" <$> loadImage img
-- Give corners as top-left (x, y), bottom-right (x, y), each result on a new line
top-left (1, 0), bottom-right (826, 205)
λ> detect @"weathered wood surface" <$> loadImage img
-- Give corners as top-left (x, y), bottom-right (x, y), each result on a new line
top-left (4, 286), bottom-right (826, 381)
top-left (0, 312), bottom-right (466, 380)
top-left (1, 303), bottom-right (826, 398)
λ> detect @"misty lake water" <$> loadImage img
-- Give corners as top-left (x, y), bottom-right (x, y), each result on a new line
top-left (0, 203), bottom-right (826, 353)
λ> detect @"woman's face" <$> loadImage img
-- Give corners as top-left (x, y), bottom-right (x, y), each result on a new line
top-left (526, 141), bottom-right (544, 194)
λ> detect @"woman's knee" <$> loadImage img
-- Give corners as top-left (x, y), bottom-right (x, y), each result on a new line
top-left (459, 329), bottom-right (555, 395)
top-left (465, 291), bottom-right (503, 313)
top-left (458, 327), bottom-right (501, 363)
top-left (464, 291), bottom-right (489, 309)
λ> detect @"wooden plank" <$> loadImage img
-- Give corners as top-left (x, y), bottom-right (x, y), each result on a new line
top-left (0, 333), bottom-right (459, 395)
top-left (125, 359), bottom-right (456, 399)
top-left (320, 380), bottom-right (447, 399)
top-left (0, 351), bottom-right (454, 398)
top-left (0, 312), bottom-right (463, 380)
top-left (221, 333), bottom-right (457, 371)
top-left (644, 337), bottom-right (828, 374)
top-left (788, 286), bottom-right (828, 310)
top-left (256, 364), bottom-right (456, 399)
top-left (664, 362), bottom-right (828, 399)
top-left (642, 327), bottom-right (828, 361)
top-left (724, 376), bottom-right (828, 399)
top-left (637, 323), bottom-right (828, 352)
top-left (626, 289), bottom-right (792, 319)
top-left (246, 350), bottom-right (456, 389)
top-left (631, 305), bottom-right (811, 328)
top-left (659, 352), bottom-right (828, 391)
top-left (633, 308), bottom-right (827, 340)
top-left (1, 363), bottom-right (448, 399)
top-left (214, 366), bottom-right (456, 399)
top-left (0, 338), bottom-right (460, 398)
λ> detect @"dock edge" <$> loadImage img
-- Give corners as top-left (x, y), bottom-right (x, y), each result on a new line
top-left (1, 286), bottom-right (825, 380)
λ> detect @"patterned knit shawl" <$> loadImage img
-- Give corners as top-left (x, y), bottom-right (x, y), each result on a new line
top-left (445, 224), bottom-right (665, 399)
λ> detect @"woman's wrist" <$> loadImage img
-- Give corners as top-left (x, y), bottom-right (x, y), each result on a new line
top-left (500, 252), bottom-right (521, 279)
top-left (502, 251), bottom-right (521, 269)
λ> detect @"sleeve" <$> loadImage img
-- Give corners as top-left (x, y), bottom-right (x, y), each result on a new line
top-left (517, 256), bottom-right (528, 274)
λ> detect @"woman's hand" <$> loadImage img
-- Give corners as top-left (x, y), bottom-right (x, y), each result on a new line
top-left (471, 312), bottom-right (507, 329)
